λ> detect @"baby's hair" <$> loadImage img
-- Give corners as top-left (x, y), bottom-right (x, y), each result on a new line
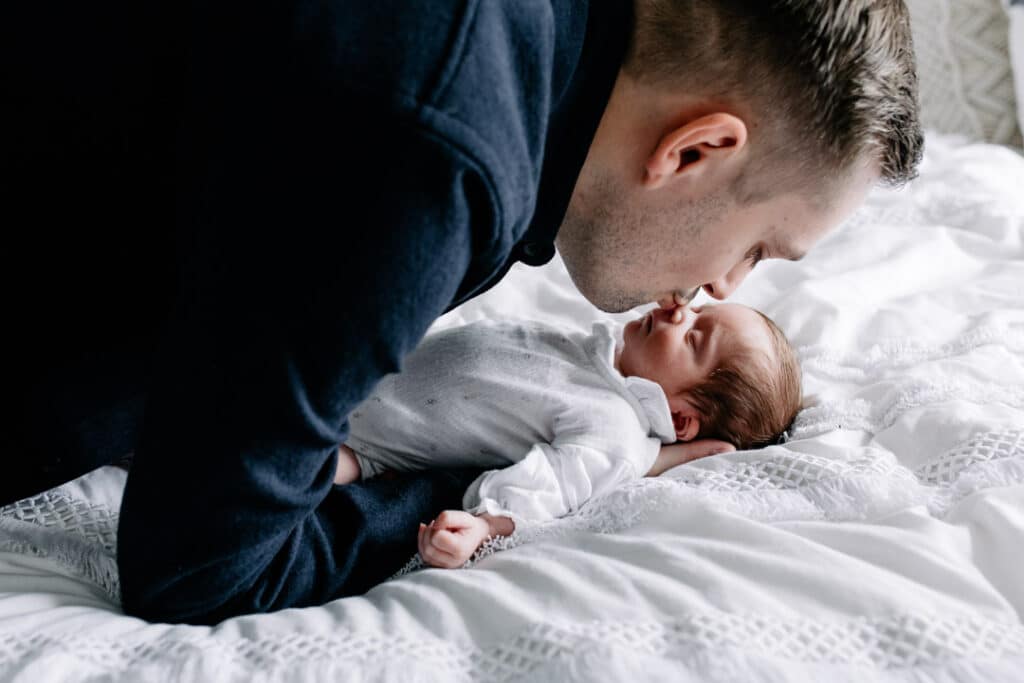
top-left (684, 311), bottom-right (801, 450)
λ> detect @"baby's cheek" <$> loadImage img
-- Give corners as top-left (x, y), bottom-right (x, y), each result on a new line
top-left (653, 335), bottom-right (681, 368)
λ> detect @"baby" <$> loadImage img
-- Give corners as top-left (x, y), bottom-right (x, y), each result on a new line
top-left (335, 303), bottom-right (801, 568)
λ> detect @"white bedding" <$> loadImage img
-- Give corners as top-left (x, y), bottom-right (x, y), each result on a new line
top-left (1, 134), bottom-right (1023, 682)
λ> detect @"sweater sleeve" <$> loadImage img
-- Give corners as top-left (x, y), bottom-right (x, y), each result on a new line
top-left (462, 434), bottom-right (660, 527)
top-left (117, 110), bottom-right (503, 623)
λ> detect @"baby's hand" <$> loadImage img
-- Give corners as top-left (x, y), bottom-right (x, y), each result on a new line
top-left (333, 444), bottom-right (362, 485)
top-left (418, 510), bottom-right (490, 568)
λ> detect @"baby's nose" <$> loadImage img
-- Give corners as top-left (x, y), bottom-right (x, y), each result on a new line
top-left (655, 305), bottom-right (688, 325)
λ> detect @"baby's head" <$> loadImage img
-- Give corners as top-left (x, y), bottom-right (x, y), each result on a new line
top-left (617, 304), bottom-right (800, 450)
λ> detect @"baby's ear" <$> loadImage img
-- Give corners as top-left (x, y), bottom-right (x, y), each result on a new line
top-left (668, 398), bottom-right (701, 442)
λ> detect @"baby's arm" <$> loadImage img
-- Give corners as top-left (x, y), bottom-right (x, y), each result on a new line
top-left (646, 439), bottom-right (735, 477)
top-left (459, 441), bottom-right (636, 530)
top-left (333, 444), bottom-right (362, 485)
top-left (418, 510), bottom-right (515, 568)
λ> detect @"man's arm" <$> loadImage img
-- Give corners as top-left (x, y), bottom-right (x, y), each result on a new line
top-left (118, 106), bottom-right (503, 623)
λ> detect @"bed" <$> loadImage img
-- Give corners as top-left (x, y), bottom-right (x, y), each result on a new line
top-left (0, 132), bottom-right (1021, 682)
top-left (4, 4), bottom-right (1024, 679)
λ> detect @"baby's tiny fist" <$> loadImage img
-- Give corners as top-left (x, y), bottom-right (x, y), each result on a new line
top-left (418, 510), bottom-right (489, 569)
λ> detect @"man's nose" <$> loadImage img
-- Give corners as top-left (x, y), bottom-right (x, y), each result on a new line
top-left (703, 267), bottom-right (747, 300)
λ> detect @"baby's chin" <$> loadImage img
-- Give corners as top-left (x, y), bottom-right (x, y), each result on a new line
top-left (615, 318), bottom-right (650, 375)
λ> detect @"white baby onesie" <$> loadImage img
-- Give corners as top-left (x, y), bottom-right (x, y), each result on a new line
top-left (345, 320), bottom-right (677, 527)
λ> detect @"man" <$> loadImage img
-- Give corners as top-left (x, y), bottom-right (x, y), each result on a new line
top-left (3, 0), bottom-right (921, 624)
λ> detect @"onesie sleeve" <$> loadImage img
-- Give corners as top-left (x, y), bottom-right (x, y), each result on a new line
top-left (462, 435), bottom-right (661, 527)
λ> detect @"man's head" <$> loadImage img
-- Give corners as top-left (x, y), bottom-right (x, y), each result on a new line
top-left (557, 0), bottom-right (923, 312)
top-left (617, 303), bottom-right (801, 450)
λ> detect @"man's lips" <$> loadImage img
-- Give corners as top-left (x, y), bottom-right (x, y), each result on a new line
top-left (674, 287), bottom-right (700, 307)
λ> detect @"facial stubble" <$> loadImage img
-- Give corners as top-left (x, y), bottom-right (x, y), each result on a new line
top-left (558, 170), bottom-right (727, 313)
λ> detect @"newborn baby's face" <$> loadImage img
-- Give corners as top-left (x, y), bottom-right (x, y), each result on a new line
top-left (618, 303), bottom-right (773, 394)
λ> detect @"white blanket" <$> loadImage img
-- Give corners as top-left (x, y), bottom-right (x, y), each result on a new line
top-left (1, 135), bottom-right (1023, 682)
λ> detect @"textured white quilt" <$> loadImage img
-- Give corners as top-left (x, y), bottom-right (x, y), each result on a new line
top-left (1, 135), bottom-right (1023, 682)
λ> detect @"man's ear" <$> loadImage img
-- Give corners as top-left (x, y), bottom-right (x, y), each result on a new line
top-left (643, 113), bottom-right (747, 189)
top-left (668, 396), bottom-right (702, 442)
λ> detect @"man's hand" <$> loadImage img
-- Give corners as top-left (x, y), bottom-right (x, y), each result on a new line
top-left (418, 510), bottom-right (491, 568)
top-left (646, 439), bottom-right (735, 477)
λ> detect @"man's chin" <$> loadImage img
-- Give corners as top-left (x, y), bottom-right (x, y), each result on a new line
top-left (573, 282), bottom-right (649, 314)
top-left (557, 244), bottom-right (650, 312)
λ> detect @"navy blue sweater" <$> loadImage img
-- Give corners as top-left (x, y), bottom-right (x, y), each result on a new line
top-left (4, 0), bottom-right (631, 623)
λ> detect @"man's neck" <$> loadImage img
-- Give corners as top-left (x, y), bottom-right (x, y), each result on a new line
top-left (517, 0), bottom-right (634, 265)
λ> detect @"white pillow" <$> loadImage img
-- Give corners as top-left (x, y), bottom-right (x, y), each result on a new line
top-left (905, 0), bottom-right (1022, 147)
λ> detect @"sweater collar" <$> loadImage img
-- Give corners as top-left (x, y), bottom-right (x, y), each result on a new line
top-left (514, 0), bottom-right (633, 266)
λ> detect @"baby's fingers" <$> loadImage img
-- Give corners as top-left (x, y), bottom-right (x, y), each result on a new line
top-left (417, 523), bottom-right (428, 555)
top-left (422, 544), bottom-right (461, 568)
top-left (431, 529), bottom-right (468, 556)
top-left (418, 524), bottom-right (459, 568)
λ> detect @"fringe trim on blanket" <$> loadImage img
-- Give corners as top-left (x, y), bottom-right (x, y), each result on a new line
top-left (0, 517), bottom-right (120, 601)
top-left (3, 611), bottom-right (1021, 682)
top-left (518, 649), bottom-right (1024, 683)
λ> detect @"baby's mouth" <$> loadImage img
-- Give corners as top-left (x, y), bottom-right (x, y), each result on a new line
top-left (644, 312), bottom-right (653, 334)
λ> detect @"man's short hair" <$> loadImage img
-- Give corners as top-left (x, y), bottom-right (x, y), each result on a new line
top-left (626, 0), bottom-right (924, 200)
